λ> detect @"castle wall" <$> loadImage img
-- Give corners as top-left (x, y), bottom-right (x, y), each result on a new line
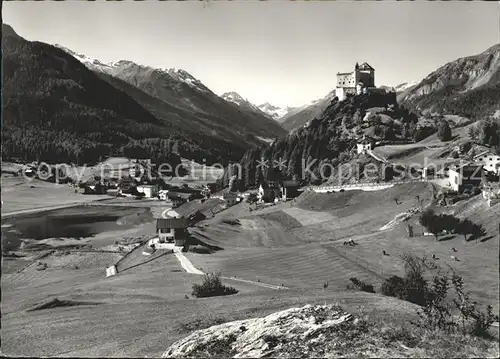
top-left (358, 71), bottom-right (374, 87)
top-left (336, 87), bottom-right (356, 101)
top-left (336, 72), bottom-right (355, 87)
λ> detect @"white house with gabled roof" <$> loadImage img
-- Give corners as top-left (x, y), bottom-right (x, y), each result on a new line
top-left (474, 150), bottom-right (500, 175)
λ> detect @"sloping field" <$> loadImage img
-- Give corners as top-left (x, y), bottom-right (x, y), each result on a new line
top-left (370, 122), bottom-right (475, 167)
top-left (190, 214), bottom-right (303, 248)
top-left (185, 243), bottom-right (385, 290)
top-left (1, 287), bottom-right (419, 357)
top-left (289, 182), bottom-right (432, 240)
top-left (295, 182), bottom-right (431, 213)
top-left (3, 223), bottom-right (424, 358)
top-left (174, 198), bottom-right (224, 218)
top-left (329, 213), bottom-right (499, 313)
top-left (283, 207), bottom-right (336, 226)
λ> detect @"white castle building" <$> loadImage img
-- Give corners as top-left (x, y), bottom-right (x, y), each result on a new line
top-left (336, 62), bottom-right (375, 101)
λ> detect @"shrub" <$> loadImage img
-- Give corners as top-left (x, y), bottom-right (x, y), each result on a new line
top-left (473, 187), bottom-right (482, 196)
top-left (437, 120), bottom-right (452, 142)
top-left (348, 276), bottom-right (376, 293)
top-left (414, 126), bottom-right (436, 142)
top-left (191, 273), bottom-right (238, 298)
top-left (381, 253), bottom-right (497, 338)
top-left (417, 272), bottom-right (497, 338)
top-left (381, 275), bottom-right (406, 298)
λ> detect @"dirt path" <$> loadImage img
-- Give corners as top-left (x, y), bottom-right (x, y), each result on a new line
top-left (173, 249), bottom-right (204, 275)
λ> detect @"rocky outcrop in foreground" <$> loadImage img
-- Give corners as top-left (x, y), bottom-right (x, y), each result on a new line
top-left (162, 304), bottom-right (355, 358)
top-left (162, 303), bottom-right (500, 358)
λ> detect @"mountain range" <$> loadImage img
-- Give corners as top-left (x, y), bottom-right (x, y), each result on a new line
top-left (3, 21), bottom-right (499, 168)
top-left (1, 23), bottom-right (287, 166)
top-left (55, 44), bottom-right (286, 145)
top-left (399, 44), bottom-right (500, 119)
top-left (220, 91), bottom-right (338, 131)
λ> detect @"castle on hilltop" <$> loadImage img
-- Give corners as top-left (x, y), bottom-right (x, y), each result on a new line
top-left (336, 62), bottom-right (376, 101)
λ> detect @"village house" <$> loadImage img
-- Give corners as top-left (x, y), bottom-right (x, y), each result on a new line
top-left (258, 181), bottom-right (282, 202)
top-left (356, 135), bottom-right (376, 154)
top-left (167, 191), bottom-right (196, 207)
top-left (280, 180), bottom-right (301, 200)
top-left (159, 189), bottom-right (169, 201)
top-left (201, 183), bottom-right (217, 198)
top-left (448, 163), bottom-right (483, 193)
top-left (118, 176), bottom-right (137, 195)
top-left (154, 216), bottom-right (188, 247)
top-left (482, 183), bottom-right (500, 207)
top-left (223, 191), bottom-right (239, 207)
top-left (136, 184), bottom-right (159, 198)
top-left (474, 151), bottom-right (500, 175)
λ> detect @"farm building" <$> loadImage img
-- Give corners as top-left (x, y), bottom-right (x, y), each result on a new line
top-left (280, 180), bottom-right (301, 200)
top-left (258, 181), bottom-right (281, 202)
top-left (187, 210), bottom-right (206, 225)
top-left (83, 182), bottom-right (107, 195)
top-left (448, 163), bottom-right (483, 193)
top-left (155, 217), bottom-right (188, 247)
top-left (136, 184), bottom-right (159, 198)
top-left (167, 192), bottom-right (194, 207)
top-left (474, 151), bottom-right (500, 175)
top-left (205, 183), bottom-right (218, 194)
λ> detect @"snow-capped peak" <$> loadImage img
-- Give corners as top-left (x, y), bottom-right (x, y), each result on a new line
top-left (55, 44), bottom-right (210, 93)
top-left (54, 44), bottom-right (113, 69)
top-left (258, 102), bottom-right (290, 121)
top-left (221, 91), bottom-right (267, 115)
top-left (165, 68), bottom-right (210, 92)
top-left (221, 91), bottom-right (247, 105)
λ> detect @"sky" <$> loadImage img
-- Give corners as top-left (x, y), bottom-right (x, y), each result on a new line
top-left (3, 1), bottom-right (500, 108)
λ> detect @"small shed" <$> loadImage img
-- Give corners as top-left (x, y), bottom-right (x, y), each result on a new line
top-left (188, 210), bottom-right (207, 226)
top-left (167, 192), bottom-right (193, 208)
top-left (280, 180), bottom-right (301, 200)
top-left (356, 135), bottom-right (376, 154)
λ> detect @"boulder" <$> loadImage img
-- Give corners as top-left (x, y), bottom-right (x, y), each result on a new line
top-left (162, 304), bottom-right (353, 358)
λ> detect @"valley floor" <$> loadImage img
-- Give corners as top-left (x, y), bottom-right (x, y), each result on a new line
top-left (1, 177), bottom-right (499, 357)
